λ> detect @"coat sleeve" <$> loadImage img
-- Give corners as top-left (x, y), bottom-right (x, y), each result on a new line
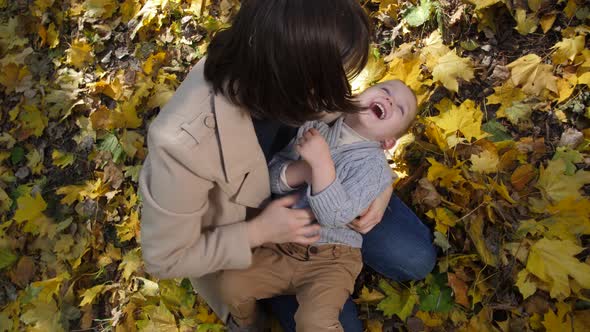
top-left (139, 127), bottom-right (252, 279)
top-left (307, 156), bottom-right (393, 228)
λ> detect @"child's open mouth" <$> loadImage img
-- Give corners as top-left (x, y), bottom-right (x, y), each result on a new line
top-left (370, 103), bottom-right (387, 120)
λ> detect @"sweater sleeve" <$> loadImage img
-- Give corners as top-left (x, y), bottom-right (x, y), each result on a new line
top-left (268, 121), bottom-right (325, 195)
top-left (139, 127), bottom-right (252, 279)
top-left (307, 155), bottom-right (393, 228)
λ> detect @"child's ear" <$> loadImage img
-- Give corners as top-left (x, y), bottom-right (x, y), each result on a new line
top-left (381, 138), bottom-right (396, 150)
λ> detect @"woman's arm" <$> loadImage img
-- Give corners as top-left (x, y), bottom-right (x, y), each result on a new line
top-left (140, 127), bottom-right (320, 279)
top-left (139, 129), bottom-right (254, 279)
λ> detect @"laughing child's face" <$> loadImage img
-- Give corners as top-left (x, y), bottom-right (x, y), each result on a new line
top-left (344, 80), bottom-right (418, 149)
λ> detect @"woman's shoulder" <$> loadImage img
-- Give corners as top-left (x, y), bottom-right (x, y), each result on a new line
top-left (150, 58), bottom-right (212, 129)
top-left (148, 58), bottom-right (216, 142)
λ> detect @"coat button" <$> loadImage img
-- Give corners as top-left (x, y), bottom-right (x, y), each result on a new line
top-left (309, 246), bottom-right (318, 254)
top-left (204, 115), bottom-right (216, 129)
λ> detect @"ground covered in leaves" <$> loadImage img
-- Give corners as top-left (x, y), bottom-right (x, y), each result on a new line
top-left (0, 0), bottom-right (589, 331)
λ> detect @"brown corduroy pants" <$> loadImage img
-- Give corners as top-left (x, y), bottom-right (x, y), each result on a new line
top-left (220, 242), bottom-right (363, 332)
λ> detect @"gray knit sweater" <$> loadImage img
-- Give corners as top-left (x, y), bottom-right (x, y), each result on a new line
top-left (268, 117), bottom-right (394, 248)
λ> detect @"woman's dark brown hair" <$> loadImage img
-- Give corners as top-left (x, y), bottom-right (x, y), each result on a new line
top-left (204, 0), bottom-right (371, 125)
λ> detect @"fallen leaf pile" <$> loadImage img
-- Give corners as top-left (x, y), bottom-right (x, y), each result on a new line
top-left (0, 0), bottom-right (589, 331)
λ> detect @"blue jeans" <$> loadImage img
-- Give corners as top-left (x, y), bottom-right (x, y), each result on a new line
top-left (260, 195), bottom-right (436, 331)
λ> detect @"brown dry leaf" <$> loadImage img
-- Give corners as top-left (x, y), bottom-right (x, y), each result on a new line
top-left (511, 164), bottom-right (536, 191)
top-left (447, 272), bottom-right (470, 307)
top-left (8, 256), bottom-right (36, 288)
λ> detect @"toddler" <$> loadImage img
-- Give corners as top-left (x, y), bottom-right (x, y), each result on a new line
top-left (220, 80), bottom-right (418, 332)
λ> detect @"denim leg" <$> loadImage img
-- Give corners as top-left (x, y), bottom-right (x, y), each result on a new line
top-left (362, 195), bottom-right (437, 281)
top-left (261, 295), bottom-right (363, 332)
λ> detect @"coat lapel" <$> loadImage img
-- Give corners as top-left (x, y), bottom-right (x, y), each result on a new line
top-left (212, 92), bottom-right (270, 208)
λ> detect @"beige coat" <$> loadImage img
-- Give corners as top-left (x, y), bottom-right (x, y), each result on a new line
top-left (139, 58), bottom-right (272, 320)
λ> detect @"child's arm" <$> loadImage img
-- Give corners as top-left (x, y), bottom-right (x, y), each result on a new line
top-left (298, 130), bottom-right (393, 228)
top-left (295, 128), bottom-right (336, 195)
top-left (283, 160), bottom-right (312, 189)
top-left (268, 121), bottom-right (326, 195)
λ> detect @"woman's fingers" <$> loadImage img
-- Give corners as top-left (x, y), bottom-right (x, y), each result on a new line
top-left (293, 208), bottom-right (315, 221)
top-left (275, 193), bottom-right (301, 207)
top-left (296, 223), bottom-right (321, 237)
top-left (294, 233), bottom-right (321, 245)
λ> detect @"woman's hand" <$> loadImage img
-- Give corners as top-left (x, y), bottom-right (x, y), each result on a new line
top-left (348, 185), bottom-right (393, 234)
top-left (247, 194), bottom-right (320, 247)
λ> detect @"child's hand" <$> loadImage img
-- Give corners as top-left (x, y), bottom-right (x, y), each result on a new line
top-left (295, 128), bottom-right (332, 168)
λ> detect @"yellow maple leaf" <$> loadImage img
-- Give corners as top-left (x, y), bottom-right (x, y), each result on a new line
top-left (354, 286), bottom-right (385, 304)
top-left (382, 54), bottom-right (429, 105)
top-left (507, 54), bottom-right (558, 95)
top-left (527, 238), bottom-right (590, 298)
top-left (426, 158), bottom-right (465, 188)
top-left (26, 149), bottom-right (43, 175)
top-left (552, 35), bottom-right (585, 64)
top-left (17, 103), bottom-right (48, 139)
top-left (84, 0), bottom-right (118, 19)
top-left (120, 0), bottom-right (141, 23)
top-left (13, 192), bottom-right (47, 224)
top-left (143, 51), bottom-right (167, 75)
top-left (486, 80), bottom-right (526, 117)
top-left (79, 284), bottom-right (106, 307)
top-left (350, 51), bottom-right (387, 94)
top-left (56, 184), bottom-right (85, 205)
top-left (470, 150), bottom-right (499, 173)
top-left (426, 207), bottom-right (458, 234)
top-left (67, 39), bottom-right (94, 69)
top-left (432, 50), bottom-right (475, 93)
top-left (427, 99), bottom-right (488, 147)
top-left (541, 197), bottom-right (590, 242)
top-left (516, 269), bottom-right (537, 299)
top-left (119, 248), bottom-right (142, 280)
top-left (0, 63), bottom-right (32, 93)
top-left (116, 210), bottom-right (140, 242)
top-left (542, 302), bottom-right (573, 332)
top-left (536, 158), bottom-right (590, 203)
top-left (421, 30), bottom-right (451, 69)
top-left (52, 150), bottom-right (75, 169)
top-left (415, 311), bottom-right (444, 327)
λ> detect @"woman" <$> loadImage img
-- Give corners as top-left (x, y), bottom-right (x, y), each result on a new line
top-left (138, 0), bottom-right (436, 330)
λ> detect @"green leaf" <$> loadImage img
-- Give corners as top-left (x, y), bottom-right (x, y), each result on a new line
top-left (482, 120), bottom-right (512, 142)
top-left (418, 273), bottom-right (454, 312)
top-left (377, 279), bottom-right (419, 321)
top-left (505, 102), bottom-right (533, 125)
top-left (0, 248), bottom-right (17, 270)
top-left (98, 133), bottom-right (125, 163)
top-left (10, 146), bottom-right (25, 165)
top-left (404, 0), bottom-right (434, 27)
top-left (553, 147), bottom-right (583, 176)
